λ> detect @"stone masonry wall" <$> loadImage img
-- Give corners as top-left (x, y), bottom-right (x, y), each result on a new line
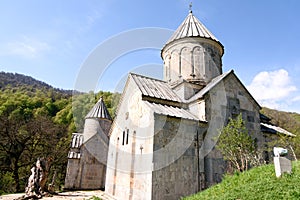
top-left (64, 159), bottom-right (80, 189)
top-left (203, 73), bottom-right (262, 187)
top-left (152, 115), bottom-right (206, 200)
top-left (162, 37), bottom-right (223, 85)
top-left (105, 78), bottom-right (154, 200)
top-left (77, 146), bottom-right (106, 189)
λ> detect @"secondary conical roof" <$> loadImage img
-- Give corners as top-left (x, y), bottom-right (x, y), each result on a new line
top-left (85, 97), bottom-right (112, 120)
top-left (166, 11), bottom-right (220, 44)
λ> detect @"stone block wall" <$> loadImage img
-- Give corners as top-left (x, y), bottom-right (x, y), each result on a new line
top-left (201, 72), bottom-right (262, 186)
top-left (162, 37), bottom-right (223, 84)
top-left (152, 115), bottom-right (206, 199)
top-left (99, 119), bottom-right (112, 136)
top-left (64, 159), bottom-right (80, 189)
top-left (78, 146), bottom-right (106, 189)
top-left (65, 117), bottom-right (110, 190)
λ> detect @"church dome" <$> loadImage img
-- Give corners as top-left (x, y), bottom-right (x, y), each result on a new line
top-left (83, 97), bottom-right (112, 143)
top-left (161, 11), bottom-right (224, 86)
top-left (166, 11), bottom-right (221, 45)
top-left (85, 97), bottom-right (112, 121)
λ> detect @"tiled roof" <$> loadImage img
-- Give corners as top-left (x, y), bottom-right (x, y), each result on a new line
top-left (261, 123), bottom-right (296, 137)
top-left (68, 133), bottom-right (83, 159)
top-left (166, 11), bottom-right (220, 44)
top-left (70, 133), bottom-right (83, 148)
top-left (85, 97), bottom-right (112, 120)
top-left (144, 101), bottom-right (202, 121)
top-left (130, 73), bottom-right (182, 103)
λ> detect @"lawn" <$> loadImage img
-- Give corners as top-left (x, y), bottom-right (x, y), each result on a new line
top-left (184, 161), bottom-right (300, 200)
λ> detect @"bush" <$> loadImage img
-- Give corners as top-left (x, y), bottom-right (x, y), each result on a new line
top-left (0, 172), bottom-right (15, 195)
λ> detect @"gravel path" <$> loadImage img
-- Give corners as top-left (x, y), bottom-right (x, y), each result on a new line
top-left (0, 190), bottom-right (116, 200)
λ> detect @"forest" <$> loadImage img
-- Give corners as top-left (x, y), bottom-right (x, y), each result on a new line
top-left (0, 72), bottom-right (120, 194)
top-left (0, 71), bottom-right (299, 194)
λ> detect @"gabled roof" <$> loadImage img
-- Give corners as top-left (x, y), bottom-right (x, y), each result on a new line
top-left (130, 73), bottom-right (182, 103)
top-left (166, 11), bottom-right (221, 44)
top-left (187, 70), bottom-right (261, 109)
top-left (187, 70), bottom-right (232, 102)
top-left (128, 73), bottom-right (204, 122)
top-left (144, 101), bottom-right (202, 122)
top-left (85, 97), bottom-right (112, 120)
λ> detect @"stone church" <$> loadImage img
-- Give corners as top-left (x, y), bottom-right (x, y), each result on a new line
top-left (65, 97), bottom-right (112, 189)
top-left (64, 10), bottom-right (294, 200)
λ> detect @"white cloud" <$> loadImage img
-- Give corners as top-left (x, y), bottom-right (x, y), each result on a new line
top-left (247, 69), bottom-right (297, 109)
top-left (4, 36), bottom-right (50, 59)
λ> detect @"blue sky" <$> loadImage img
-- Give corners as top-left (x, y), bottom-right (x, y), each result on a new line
top-left (1, 0), bottom-right (300, 113)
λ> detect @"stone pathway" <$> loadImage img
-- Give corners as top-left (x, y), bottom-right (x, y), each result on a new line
top-left (0, 190), bottom-right (116, 200)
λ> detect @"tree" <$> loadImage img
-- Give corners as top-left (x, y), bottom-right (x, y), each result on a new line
top-left (0, 90), bottom-right (69, 193)
top-left (216, 114), bottom-right (257, 172)
top-left (0, 86), bottom-right (119, 194)
top-left (261, 107), bottom-right (300, 160)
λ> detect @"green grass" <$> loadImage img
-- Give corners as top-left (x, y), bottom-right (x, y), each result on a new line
top-left (184, 161), bottom-right (300, 200)
top-left (88, 196), bottom-right (102, 200)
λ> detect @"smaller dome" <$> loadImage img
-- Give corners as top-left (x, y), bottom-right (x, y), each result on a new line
top-left (85, 97), bottom-right (112, 121)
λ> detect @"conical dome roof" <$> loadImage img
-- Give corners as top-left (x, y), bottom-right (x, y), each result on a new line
top-left (166, 11), bottom-right (220, 44)
top-left (85, 97), bottom-right (112, 120)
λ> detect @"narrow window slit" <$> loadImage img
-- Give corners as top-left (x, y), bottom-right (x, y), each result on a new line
top-left (126, 129), bottom-right (129, 145)
top-left (122, 131), bottom-right (125, 145)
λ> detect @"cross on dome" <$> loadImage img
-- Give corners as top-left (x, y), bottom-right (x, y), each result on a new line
top-left (189, 2), bottom-right (193, 13)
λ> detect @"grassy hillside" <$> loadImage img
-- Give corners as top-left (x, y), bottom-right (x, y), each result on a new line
top-left (184, 161), bottom-right (300, 200)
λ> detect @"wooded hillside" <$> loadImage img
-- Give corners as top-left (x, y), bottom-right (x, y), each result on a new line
top-left (0, 72), bottom-right (120, 194)
top-left (0, 72), bottom-right (72, 95)
top-left (261, 107), bottom-right (300, 160)
top-left (261, 107), bottom-right (300, 135)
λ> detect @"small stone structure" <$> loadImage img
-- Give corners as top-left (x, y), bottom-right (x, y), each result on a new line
top-left (64, 97), bottom-right (112, 190)
top-left (274, 157), bottom-right (292, 177)
top-left (274, 147), bottom-right (292, 177)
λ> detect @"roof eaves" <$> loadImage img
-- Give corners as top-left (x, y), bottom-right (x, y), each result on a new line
top-left (130, 72), bottom-right (182, 103)
top-left (261, 123), bottom-right (296, 137)
top-left (144, 101), bottom-right (204, 122)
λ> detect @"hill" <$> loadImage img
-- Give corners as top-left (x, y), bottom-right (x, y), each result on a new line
top-left (184, 161), bottom-right (300, 200)
top-left (0, 71), bottom-right (73, 95)
top-left (261, 107), bottom-right (300, 135)
top-left (0, 72), bottom-right (119, 194)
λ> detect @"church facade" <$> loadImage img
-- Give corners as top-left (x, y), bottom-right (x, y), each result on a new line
top-left (105, 11), bottom-right (262, 200)
top-left (64, 10), bottom-right (293, 200)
